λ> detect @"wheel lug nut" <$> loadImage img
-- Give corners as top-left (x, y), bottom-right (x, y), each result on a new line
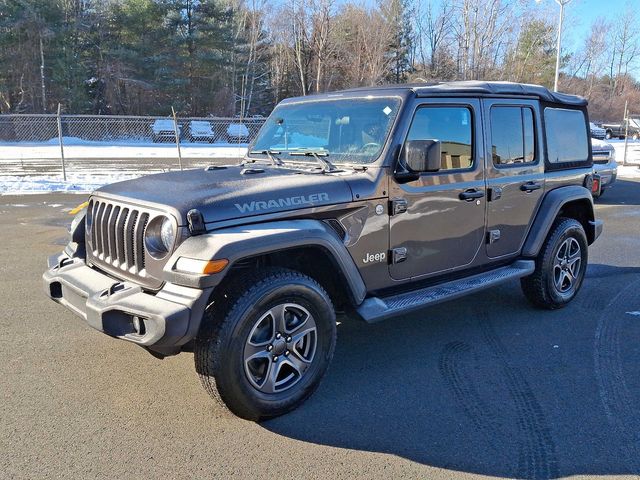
top-left (286, 336), bottom-right (291, 342)
top-left (273, 356), bottom-right (279, 362)
top-left (267, 345), bottom-right (273, 352)
top-left (276, 333), bottom-right (282, 339)
top-left (284, 350), bottom-right (290, 356)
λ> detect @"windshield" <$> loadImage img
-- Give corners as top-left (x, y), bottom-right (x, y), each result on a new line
top-left (251, 97), bottom-right (401, 164)
top-left (629, 117), bottom-right (640, 128)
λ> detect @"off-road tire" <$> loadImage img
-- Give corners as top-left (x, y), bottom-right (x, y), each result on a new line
top-left (521, 217), bottom-right (588, 309)
top-left (194, 268), bottom-right (336, 421)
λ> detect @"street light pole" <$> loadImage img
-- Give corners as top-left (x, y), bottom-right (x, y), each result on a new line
top-left (553, 0), bottom-right (571, 92)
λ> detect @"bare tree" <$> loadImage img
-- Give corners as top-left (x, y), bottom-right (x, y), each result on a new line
top-left (610, 2), bottom-right (640, 96)
top-left (415, 0), bottom-right (453, 79)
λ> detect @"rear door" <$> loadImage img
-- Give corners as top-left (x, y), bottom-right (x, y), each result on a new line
top-left (483, 98), bottom-right (545, 258)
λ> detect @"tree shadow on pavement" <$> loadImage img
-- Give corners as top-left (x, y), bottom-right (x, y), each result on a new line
top-left (595, 179), bottom-right (640, 206)
top-left (263, 264), bottom-right (640, 479)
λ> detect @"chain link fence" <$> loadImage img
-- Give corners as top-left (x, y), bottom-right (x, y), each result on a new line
top-left (0, 113), bottom-right (266, 178)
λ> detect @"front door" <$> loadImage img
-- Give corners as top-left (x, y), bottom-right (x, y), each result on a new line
top-left (482, 99), bottom-right (545, 258)
top-left (389, 99), bottom-right (486, 281)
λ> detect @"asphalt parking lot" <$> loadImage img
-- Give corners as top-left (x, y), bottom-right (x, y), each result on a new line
top-left (1, 176), bottom-right (640, 480)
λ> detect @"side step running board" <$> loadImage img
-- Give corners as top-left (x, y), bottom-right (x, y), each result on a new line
top-left (357, 260), bottom-right (535, 323)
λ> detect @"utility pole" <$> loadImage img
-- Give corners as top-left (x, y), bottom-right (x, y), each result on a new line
top-left (39, 34), bottom-right (47, 112)
top-left (623, 100), bottom-right (629, 167)
top-left (171, 106), bottom-right (183, 171)
top-left (553, 0), bottom-right (571, 92)
top-left (537, 0), bottom-right (571, 92)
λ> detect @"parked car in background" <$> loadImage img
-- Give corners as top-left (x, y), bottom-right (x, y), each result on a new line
top-left (602, 116), bottom-right (640, 140)
top-left (188, 120), bottom-right (216, 143)
top-left (591, 137), bottom-right (617, 197)
top-left (589, 122), bottom-right (606, 139)
top-left (151, 118), bottom-right (180, 143)
top-left (226, 123), bottom-right (250, 143)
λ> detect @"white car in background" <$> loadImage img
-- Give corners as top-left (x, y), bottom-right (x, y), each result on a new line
top-left (151, 118), bottom-right (180, 143)
top-left (226, 123), bottom-right (250, 143)
top-left (188, 120), bottom-right (216, 143)
top-left (591, 137), bottom-right (618, 197)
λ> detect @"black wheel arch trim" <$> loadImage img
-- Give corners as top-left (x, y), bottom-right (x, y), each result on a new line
top-left (163, 219), bottom-right (367, 304)
top-left (522, 185), bottom-right (600, 257)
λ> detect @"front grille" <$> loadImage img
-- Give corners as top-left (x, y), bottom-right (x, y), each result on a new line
top-left (87, 198), bottom-right (153, 285)
top-left (592, 150), bottom-right (611, 164)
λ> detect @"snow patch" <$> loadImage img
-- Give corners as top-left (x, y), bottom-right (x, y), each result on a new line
top-left (617, 165), bottom-right (640, 179)
top-left (0, 172), bottom-right (146, 195)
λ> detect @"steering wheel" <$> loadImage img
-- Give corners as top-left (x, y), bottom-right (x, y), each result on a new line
top-left (360, 142), bottom-right (381, 153)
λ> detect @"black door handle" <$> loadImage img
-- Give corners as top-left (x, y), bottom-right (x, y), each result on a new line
top-left (459, 189), bottom-right (485, 201)
top-left (520, 181), bottom-right (542, 192)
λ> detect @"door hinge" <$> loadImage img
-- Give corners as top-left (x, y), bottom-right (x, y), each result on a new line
top-left (487, 229), bottom-right (501, 244)
top-left (391, 247), bottom-right (408, 264)
top-left (389, 198), bottom-right (408, 216)
top-left (488, 187), bottom-right (502, 201)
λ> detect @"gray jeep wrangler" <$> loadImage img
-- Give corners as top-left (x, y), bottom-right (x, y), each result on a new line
top-left (44, 81), bottom-right (602, 420)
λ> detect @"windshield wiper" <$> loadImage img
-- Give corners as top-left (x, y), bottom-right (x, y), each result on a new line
top-left (289, 149), bottom-right (340, 172)
top-left (248, 149), bottom-right (284, 166)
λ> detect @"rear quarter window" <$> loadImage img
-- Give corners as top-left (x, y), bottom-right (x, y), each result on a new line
top-left (544, 108), bottom-right (589, 167)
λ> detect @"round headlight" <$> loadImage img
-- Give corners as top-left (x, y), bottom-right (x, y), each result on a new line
top-left (160, 217), bottom-right (175, 250)
top-left (145, 215), bottom-right (176, 259)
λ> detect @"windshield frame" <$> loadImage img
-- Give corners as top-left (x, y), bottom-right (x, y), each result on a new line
top-left (246, 93), bottom-right (405, 167)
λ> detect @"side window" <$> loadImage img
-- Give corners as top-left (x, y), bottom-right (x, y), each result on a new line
top-left (406, 106), bottom-right (473, 171)
top-left (490, 106), bottom-right (536, 166)
top-left (544, 108), bottom-right (589, 164)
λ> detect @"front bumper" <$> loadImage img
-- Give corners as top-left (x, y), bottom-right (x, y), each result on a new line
top-left (42, 254), bottom-right (211, 351)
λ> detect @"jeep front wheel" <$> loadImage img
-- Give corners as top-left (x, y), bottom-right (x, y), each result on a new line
top-left (521, 217), bottom-right (588, 309)
top-left (195, 269), bottom-right (336, 420)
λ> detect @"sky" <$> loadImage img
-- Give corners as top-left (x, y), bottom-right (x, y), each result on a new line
top-left (563, 0), bottom-right (627, 47)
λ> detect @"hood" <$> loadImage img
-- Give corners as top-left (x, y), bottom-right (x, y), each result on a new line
top-left (94, 164), bottom-right (355, 225)
top-left (591, 138), bottom-right (613, 150)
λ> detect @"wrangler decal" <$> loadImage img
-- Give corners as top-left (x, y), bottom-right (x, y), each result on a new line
top-left (235, 193), bottom-right (330, 213)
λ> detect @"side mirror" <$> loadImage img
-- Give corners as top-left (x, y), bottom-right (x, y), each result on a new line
top-left (402, 139), bottom-right (441, 173)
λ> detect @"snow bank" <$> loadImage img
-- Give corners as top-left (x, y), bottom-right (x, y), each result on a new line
top-left (617, 165), bottom-right (640, 179)
top-left (609, 139), bottom-right (640, 165)
top-left (1, 142), bottom-right (247, 160)
top-left (0, 172), bottom-right (149, 195)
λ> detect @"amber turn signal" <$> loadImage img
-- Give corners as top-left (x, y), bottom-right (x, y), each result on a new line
top-left (202, 259), bottom-right (229, 274)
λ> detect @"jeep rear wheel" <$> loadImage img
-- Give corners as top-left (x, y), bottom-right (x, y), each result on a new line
top-left (521, 217), bottom-right (588, 309)
top-left (195, 268), bottom-right (336, 421)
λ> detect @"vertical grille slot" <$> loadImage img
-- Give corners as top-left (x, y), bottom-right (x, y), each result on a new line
top-left (115, 208), bottom-right (129, 266)
top-left (93, 201), bottom-right (104, 253)
top-left (124, 210), bottom-right (138, 271)
top-left (134, 212), bottom-right (149, 273)
top-left (100, 204), bottom-right (112, 259)
top-left (107, 206), bottom-right (120, 262)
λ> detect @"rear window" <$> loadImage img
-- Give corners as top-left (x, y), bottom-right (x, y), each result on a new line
top-left (544, 108), bottom-right (589, 165)
top-left (490, 106), bottom-right (536, 166)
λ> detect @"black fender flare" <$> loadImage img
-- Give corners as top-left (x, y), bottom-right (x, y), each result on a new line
top-left (522, 185), bottom-right (600, 257)
top-left (163, 218), bottom-right (367, 303)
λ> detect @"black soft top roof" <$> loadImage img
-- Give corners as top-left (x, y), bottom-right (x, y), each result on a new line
top-left (324, 81), bottom-right (587, 107)
top-left (413, 81), bottom-right (586, 106)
